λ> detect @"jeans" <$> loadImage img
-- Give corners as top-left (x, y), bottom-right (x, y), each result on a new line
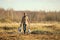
top-left (23, 23), bottom-right (26, 34)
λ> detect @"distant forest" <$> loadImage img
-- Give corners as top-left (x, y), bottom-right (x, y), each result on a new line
top-left (0, 8), bottom-right (60, 23)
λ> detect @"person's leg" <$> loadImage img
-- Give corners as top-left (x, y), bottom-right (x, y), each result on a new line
top-left (24, 30), bottom-right (25, 34)
top-left (23, 24), bottom-right (26, 34)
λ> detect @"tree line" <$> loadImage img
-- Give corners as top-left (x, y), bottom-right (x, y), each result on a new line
top-left (0, 8), bottom-right (60, 23)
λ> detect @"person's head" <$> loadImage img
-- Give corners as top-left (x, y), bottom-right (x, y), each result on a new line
top-left (24, 13), bottom-right (27, 16)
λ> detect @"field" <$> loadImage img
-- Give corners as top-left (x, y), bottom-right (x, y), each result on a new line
top-left (0, 22), bottom-right (60, 40)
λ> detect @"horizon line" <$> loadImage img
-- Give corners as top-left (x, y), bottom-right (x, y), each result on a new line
top-left (0, 7), bottom-right (60, 12)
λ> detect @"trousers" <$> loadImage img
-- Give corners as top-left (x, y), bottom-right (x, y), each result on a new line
top-left (23, 23), bottom-right (26, 34)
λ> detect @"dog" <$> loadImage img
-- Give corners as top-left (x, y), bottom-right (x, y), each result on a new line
top-left (18, 27), bottom-right (22, 33)
top-left (28, 29), bottom-right (31, 33)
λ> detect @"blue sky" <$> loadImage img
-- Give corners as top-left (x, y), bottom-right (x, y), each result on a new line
top-left (0, 0), bottom-right (60, 11)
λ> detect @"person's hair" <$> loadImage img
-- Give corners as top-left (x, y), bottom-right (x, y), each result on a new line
top-left (24, 13), bottom-right (27, 16)
top-left (24, 13), bottom-right (25, 16)
top-left (23, 13), bottom-right (26, 17)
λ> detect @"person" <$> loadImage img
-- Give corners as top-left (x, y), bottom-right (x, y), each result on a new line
top-left (20, 13), bottom-right (30, 34)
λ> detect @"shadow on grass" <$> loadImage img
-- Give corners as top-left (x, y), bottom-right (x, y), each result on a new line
top-left (0, 26), bottom-right (17, 30)
top-left (31, 30), bottom-right (53, 35)
top-left (0, 26), bottom-right (17, 34)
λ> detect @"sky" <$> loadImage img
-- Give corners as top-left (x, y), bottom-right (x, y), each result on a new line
top-left (0, 0), bottom-right (60, 11)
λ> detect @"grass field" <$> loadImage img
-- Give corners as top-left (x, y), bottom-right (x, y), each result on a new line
top-left (0, 22), bottom-right (60, 40)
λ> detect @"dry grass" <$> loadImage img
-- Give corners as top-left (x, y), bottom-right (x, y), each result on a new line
top-left (0, 32), bottom-right (60, 40)
top-left (0, 22), bottom-right (60, 40)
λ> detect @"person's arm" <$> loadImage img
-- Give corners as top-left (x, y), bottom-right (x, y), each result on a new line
top-left (27, 17), bottom-right (30, 29)
top-left (20, 17), bottom-right (23, 27)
